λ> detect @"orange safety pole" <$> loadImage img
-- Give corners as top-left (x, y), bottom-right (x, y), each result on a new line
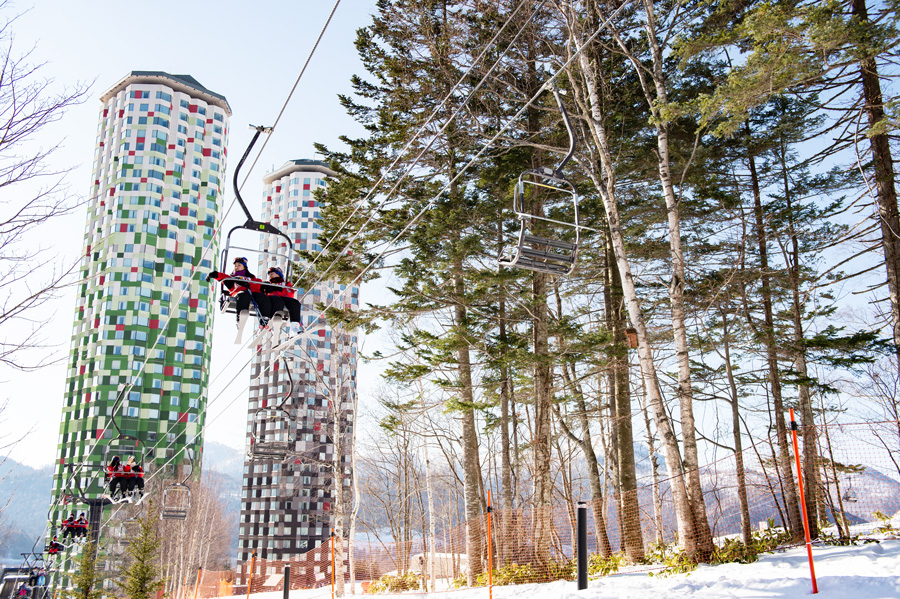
top-left (789, 409), bottom-right (818, 594)
top-left (331, 529), bottom-right (336, 599)
top-left (486, 490), bottom-right (493, 599)
top-left (193, 567), bottom-right (203, 599)
top-left (246, 550), bottom-right (256, 599)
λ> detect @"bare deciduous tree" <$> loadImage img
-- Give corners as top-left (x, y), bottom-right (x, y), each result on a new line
top-left (0, 4), bottom-right (89, 370)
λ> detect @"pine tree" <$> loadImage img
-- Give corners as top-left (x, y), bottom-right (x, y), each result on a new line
top-left (62, 540), bottom-right (106, 599)
top-left (120, 504), bottom-right (164, 599)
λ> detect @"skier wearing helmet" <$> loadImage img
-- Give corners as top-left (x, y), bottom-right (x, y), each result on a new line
top-left (106, 456), bottom-right (126, 500)
top-left (206, 257), bottom-right (269, 343)
top-left (261, 266), bottom-right (303, 341)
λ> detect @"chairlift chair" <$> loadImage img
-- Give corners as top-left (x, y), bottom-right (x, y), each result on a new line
top-left (842, 477), bottom-right (859, 503)
top-left (217, 125), bottom-right (295, 321)
top-left (248, 357), bottom-right (296, 462)
top-left (499, 83), bottom-right (581, 276)
top-left (102, 392), bottom-right (151, 504)
top-left (161, 449), bottom-right (195, 520)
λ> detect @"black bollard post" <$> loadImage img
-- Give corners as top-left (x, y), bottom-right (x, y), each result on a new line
top-left (577, 501), bottom-right (588, 590)
top-left (283, 565), bottom-right (290, 599)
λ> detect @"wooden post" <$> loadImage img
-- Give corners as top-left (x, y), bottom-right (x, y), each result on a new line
top-left (789, 409), bottom-right (818, 594)
top-left (487, 490), bottom-right (493, 599)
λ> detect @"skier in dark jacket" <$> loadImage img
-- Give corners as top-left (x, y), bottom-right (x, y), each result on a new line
top-left (106, 456), bottom-right (126, 500)
top-left (206, 257), bottom-right (270, 343)
top-left (60, 513), bottom-right (76, 539)
top-left (74, 512), bottom-right (88, 538)
top-left (260, 266), bottom-right (304, 340)
top-left (46, 536), bottom-right (64, 555)
top-left (125, 456), bottom-right (144, 499)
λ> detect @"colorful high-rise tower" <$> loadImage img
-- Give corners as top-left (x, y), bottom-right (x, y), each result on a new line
top-left (50, 72), bottom-right (230, 533)
top-left (237, 160), bottom-right (359, 562)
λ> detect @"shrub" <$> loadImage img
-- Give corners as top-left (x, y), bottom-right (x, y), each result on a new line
top-left (588, 553), bottom-right (624, 577)
top-left (368, 571), bottom-right (421, 594)
top-left (650, 549), bottom-right (698, 577)
top-left (476, 563), bottom-right (538, 586)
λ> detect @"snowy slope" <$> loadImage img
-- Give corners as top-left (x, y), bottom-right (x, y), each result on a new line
top-left (233, 539), bottom-right (900, 599)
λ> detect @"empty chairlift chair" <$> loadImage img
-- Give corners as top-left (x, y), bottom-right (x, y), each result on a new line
top-left (161, 449), bottom-right (196, 520)
top-left (248, 357), bottom-right (296, 463)
top-left (499, 83), bottom-right (581, 276)
top-left (842, 477), bottom-right (859, 503)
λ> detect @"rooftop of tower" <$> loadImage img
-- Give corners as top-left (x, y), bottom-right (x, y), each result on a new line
top-left (263, 159), bottom-right (337, 184)
top-left (101, 71), bottom-right (232, 115)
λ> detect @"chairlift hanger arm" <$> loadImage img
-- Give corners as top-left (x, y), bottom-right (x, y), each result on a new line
top-left (233, 125), bottom-right (274, 227)
top-left (545, 82), bottom-right (575, 178)
top-left (231, 125), bottom-right (292, 247)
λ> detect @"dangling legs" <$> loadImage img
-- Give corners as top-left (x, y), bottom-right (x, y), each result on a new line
top-left (234, 293), bottom-right (252, 344)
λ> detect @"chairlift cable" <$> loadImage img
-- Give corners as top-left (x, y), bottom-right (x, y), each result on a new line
top-left (272, 0), bottom-right (636, 353)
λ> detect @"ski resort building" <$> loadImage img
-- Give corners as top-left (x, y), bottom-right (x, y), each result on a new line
top-left (237, 160), bottom-right (359, 562)
top-left (49, 71), bottom-right (231, 537)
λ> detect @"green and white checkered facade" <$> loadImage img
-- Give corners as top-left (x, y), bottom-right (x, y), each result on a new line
top-left (50, 72), bottom-right (231, 522)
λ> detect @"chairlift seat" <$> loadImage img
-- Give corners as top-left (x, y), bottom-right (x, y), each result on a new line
top-left (250, 440), bottom-right (292, 461)
top-left (161, 484), bottom-right (191, 520)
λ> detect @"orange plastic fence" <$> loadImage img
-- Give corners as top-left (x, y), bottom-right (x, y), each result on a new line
top-left (234, 420), bottom-right (900, 594)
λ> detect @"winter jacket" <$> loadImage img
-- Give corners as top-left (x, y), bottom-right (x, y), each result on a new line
top-left (210, 270), bottom-right (262, 296)
top-left (261, 279), bottom-right (296, 298)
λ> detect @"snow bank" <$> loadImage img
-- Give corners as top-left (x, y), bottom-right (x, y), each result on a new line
top-left (231, 539), bottom-right (900, 599)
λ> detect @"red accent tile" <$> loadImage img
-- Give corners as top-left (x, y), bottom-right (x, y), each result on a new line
top-left (150, 319), bottom-right (159, 329)
top-left (164, 366), bottom-right (174, 376)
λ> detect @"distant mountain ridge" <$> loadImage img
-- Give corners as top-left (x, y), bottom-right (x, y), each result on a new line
top-left (0, 441), bottom-right (245, 561)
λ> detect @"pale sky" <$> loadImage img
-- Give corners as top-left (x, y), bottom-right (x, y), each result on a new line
top-left (0, 0), bottom-right (387, 466)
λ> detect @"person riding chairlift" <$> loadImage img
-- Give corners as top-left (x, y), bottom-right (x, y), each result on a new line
top-left (206, 257), bottom-right (269, 343)
top-left (74, 512), bottom-right (88, 538)
top-left (60, 513), bottom-right (76, 539)
top-left (107, 456), bottom-right (127, 501)
top-left (125, 456), bottom-right (144, 500)
top-left (260, 266), bottom-right (303, 340)
top-left (46, 536), bottom-right (64, 555)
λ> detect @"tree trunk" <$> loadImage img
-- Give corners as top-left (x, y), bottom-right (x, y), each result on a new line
top-left (531, 269), bottom-right (553, 572)
top-left (574, 42), bottom-right (700, 558)
top-left (747, 146), bottom-right (803, 539)
top-left (852, 0), bottom-right (900, 377)
top-left (638, 0), bottom-right (713, 557)
top-left (780, 138), bottom-right (820, 538)
top-left (605, 234), bottom-right (644, 561)
top-left (721, 311), bottom-right (752, 545)
top-left (452, 263), bottom-right (483, 585)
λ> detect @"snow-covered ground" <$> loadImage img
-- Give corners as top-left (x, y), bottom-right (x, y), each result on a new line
top-left (235, 539), bottom-right (900, 599)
